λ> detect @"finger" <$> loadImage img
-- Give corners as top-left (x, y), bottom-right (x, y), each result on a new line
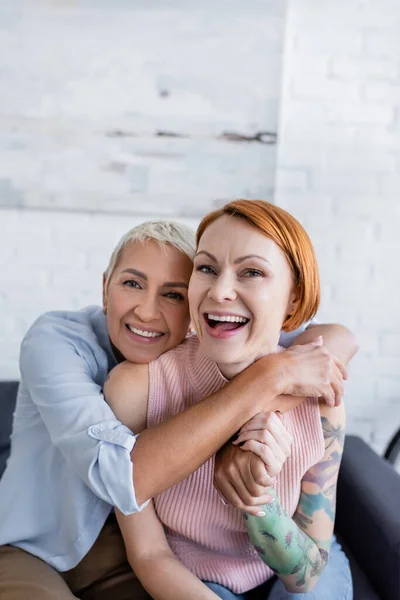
top-left (240, 440), bottom-right (282, 477)
top-left (238, 413), bottom-right (271, 433)
top-left (332, 367), bottom-right (344, 405)
top-left (249, 454), bottom-right (275, 487)
top-left (235, 430), bottom-right (288, 464)
top-left (333, 356), bottom-right (347, 380)
top-left (260, 413), bottom-right (293, 457)
top-left (263, 413), bottom-right (292, 453)
top-left (320, 383), bottom-right (335, 408)
top-left (242, 493), bottom-right (275, 517)
top-left (243, 454), bottom-right (274, 496)
top-left (313, 335), bottom-right (324, 346)
top-left (218, 471), bottom-right (269, 510)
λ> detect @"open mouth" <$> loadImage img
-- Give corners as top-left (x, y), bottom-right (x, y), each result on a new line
top-left (204, 313), bottom-right (249, 333)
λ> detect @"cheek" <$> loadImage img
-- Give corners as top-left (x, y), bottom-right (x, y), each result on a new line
top-left (253, 289), bottom-right (292, 330)
top-left (168, 305), bottom-right (191, 337)
top-left (188, 281), bottom-right (202, 316)
top-left (188, 279), bottom-right (201, 308)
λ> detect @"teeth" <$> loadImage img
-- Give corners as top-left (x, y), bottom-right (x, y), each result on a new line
top-left (207, 314), bottom-right (248, 323)
top-left (127, 325), bottom-right (162, 338)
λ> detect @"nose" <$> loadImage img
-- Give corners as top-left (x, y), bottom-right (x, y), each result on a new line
top-left (134, 291), bottom-right (160, 322)
top-left (208, 272), bottom-right (237, 303)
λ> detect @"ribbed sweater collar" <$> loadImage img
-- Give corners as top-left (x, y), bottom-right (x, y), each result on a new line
top-left (184, 336), bottom-right (229, 402)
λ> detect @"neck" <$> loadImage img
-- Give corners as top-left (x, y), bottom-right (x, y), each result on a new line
top-left (216, 343), bottom-right (280, 380)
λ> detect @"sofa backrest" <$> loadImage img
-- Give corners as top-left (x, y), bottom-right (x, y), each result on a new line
top-left (0, 381), bottom-right (18, 479)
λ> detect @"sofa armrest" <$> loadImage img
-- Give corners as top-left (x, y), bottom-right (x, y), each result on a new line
top-left (336, 435), bottom-right (400, 600)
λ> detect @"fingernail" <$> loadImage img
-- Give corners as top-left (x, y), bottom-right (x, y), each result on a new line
top-left (256, 511), bottom-right (265, 517)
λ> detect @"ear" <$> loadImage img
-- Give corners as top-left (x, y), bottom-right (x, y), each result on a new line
top-left (286, 286), bottom-right (300, 317)
top-left (102, 272), bottom-right (108, 314)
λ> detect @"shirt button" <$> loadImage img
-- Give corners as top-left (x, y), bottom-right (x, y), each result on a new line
top-left (91, 426), bottom-right (101, 435)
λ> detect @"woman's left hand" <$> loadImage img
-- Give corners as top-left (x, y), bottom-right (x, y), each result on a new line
top-left (232, 411), bottom-right (293, 477)
top-left (214, 411), bottom-right (293, 515)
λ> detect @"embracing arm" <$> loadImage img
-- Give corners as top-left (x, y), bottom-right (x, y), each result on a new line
top-left (244, 401), bottom-right (345, 593)
top-left (19, 315), bottom-right (140, 513)
top-left (106, 335), bottom-right (343, 507)
top-left (105, 370), bottom-right (219, 600)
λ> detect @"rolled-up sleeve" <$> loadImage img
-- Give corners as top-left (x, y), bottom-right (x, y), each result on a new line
top-left (87, 421), bottom-right (147, 514)
top-left (20, 318), bottom-right (146, 514)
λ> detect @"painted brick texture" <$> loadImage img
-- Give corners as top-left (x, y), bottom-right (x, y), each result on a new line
top-left (275, 0), bottom-right (400, 452)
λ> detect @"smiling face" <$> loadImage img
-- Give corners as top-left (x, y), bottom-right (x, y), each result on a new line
top-left (103, 240), bottom-right (192, 363)
top-left (189, 215), bottom-right (299, 379)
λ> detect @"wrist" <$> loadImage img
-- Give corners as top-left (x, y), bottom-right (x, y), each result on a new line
top-left (253, 353), bottom-right (288, 398)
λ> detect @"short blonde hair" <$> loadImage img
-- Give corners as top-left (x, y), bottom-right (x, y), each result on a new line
top-left (105, 220), bottom-right (196, 284)
top-left (197, 200), bottom-right (320, 331)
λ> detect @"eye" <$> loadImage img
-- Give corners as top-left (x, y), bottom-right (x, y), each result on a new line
top-left (123, 279), bottom-right (142, 289)
top-left (196, 264), bottom-right (216, 275)
top-left (164, 291), bottom-right (185, 301)
top-left (242, 269), bottom-right (264, 278)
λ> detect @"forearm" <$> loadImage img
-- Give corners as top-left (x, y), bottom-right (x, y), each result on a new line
top-left (132, 360), bottom-right (284, 504)
top-left (130, 553), bottom-right (219, 600)
top-left (245, 489), bottom-right (329, 593)
top-left (297, 324), bottom-right (359, 365)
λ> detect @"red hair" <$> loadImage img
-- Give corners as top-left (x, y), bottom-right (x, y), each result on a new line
top-left (196, 200), bottom-right (320, 331)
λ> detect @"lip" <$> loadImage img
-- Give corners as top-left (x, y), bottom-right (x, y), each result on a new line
top-left (125, 323), bottom-right (165, 344)
top-left (202, 312), bottom-right (249, 340)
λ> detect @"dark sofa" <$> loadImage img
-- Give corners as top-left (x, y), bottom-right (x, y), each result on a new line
top-left (1, 382), bottom-right (399, 599)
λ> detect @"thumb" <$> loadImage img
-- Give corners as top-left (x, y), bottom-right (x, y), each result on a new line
top-left (312, 335), bottom-right (323, 346)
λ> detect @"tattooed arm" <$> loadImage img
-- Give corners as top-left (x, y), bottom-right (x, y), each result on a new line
top-left (244, 401), bottom-right (345, 593)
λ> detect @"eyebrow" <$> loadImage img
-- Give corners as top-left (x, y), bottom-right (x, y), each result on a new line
top-left (120, 268), bottom-right (188, 288)
top-left (194, 250), bottom-right (272, 267)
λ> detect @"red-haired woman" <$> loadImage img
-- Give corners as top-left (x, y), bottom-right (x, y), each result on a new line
top-left (105, 200), bottom-right (353, 600)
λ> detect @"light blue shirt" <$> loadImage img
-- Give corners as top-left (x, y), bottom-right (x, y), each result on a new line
top-left (0, 306), bottom-right (312, 571)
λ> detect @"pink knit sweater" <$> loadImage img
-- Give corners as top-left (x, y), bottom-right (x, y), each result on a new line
top-left (147, 336), bottom-right (325, 593)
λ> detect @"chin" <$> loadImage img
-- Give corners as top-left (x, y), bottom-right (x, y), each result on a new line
top-left (123, 345), bottom-right (164, 364)
top-left (206, 347), bottom-right (242, 367)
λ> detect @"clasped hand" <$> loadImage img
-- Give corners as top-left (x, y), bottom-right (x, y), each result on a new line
top-left (214, 411), bottom-right (292, 516)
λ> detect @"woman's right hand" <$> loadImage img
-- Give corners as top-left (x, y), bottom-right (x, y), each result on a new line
top-left (268, 336), bottom-right (347, 408)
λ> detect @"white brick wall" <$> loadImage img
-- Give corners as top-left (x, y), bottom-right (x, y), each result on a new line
top-left (0, 1), bottom-right (285, 369)
top-left (0, 0), bottom-right (285, 215)
top-left (275, 0), bottom-right (400, 453)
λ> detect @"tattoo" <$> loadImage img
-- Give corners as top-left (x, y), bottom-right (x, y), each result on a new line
top-left (288, 533), bottom-right (329, 587)
top-left (319, 548), bottom-right (329, 564)
top-left (302, 451), bottom-right (341, 486)
top-left (245, 490), bottom-right (328, 590)
top-left (295, 416), bottom-right (343, 530)
top-left (242, 413), bottom-right (344, 591)
top-left (253, 545), bottom-right (266, 556)
top-left (293, 511), bottom-right (313, 529)
top-left (321, 416), bottom-right (345, 449)
top-left (296, 491), bottom-right (335, 524)
top-left (285, 531), bottom-right (294, 548)
top-left (262, 530), bottom-right (277, 542)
